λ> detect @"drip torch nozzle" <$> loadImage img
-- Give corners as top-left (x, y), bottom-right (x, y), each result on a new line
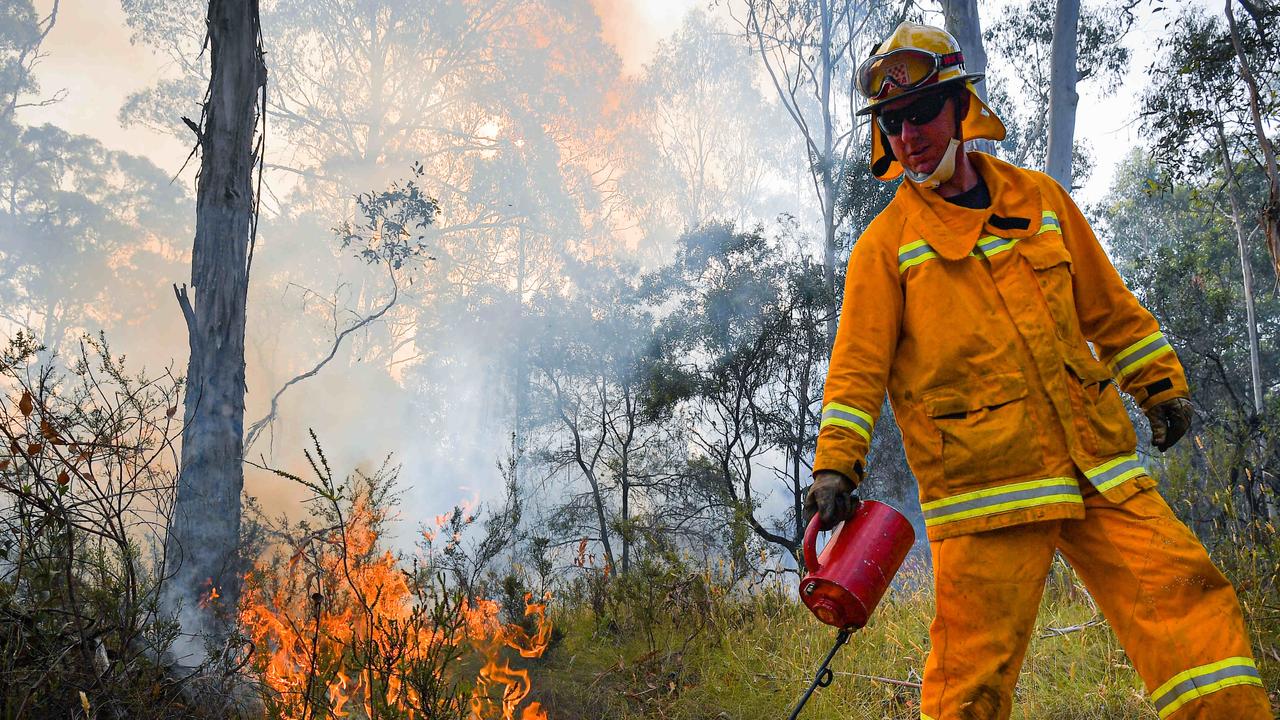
top-left (787, 628), bottom-right (852, 720)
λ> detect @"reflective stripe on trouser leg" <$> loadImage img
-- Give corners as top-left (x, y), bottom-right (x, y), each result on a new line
top-left (1057, 489), bottom-right (1272, 719)
top-left (921, 522), bottom-right (1060, 720)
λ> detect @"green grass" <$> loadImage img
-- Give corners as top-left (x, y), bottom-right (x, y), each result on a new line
top-left (530, 565), bottom-right (1279, 719)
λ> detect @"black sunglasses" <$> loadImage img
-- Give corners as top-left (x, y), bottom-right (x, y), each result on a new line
top-left (876, 91), bottom-right (952, 135)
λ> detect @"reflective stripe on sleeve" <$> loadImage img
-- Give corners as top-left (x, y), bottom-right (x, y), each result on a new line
top-left (920, 477), bottom-right (1082, 527)
top-left (1109, 331), bottom-right (1174, 377)
top-left (898, 239), bottom-right (938, 273)
top-left (820, 402), bottom-right (873, 442)
top-left (1084, 454), bottom-right (1147, 493)
top-left (1151, 657), bottom-right (1262, 718)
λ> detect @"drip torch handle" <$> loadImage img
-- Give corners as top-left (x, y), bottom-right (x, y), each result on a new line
top-left (803, 513), bottom-right (824, 572)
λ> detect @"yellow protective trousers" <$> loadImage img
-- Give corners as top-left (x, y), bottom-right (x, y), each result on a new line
top-left (919, 485), bottom-right (1273, 720)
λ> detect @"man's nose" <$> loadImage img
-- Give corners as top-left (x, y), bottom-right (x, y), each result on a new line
top-left (900, 119), bottom-right (923, 143)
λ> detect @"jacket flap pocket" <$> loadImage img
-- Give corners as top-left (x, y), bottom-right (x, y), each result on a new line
top-left (1064, 351), bottom-right (1114, 385)
top-left (924, 372), bottom-right (1029, 418)
top-left (1017, 236), bottom-right (1073, 272)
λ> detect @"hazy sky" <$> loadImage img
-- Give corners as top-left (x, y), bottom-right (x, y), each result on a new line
top-left (19, 0), bottom-right (702, 173)
top-left (21, 0), bottom-right (1198, 209)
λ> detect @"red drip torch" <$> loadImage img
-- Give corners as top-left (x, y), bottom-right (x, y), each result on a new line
top-left (788, 500), bottom-right (915, 720)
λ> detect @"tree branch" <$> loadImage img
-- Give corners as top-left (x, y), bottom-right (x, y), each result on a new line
top-left (243, 262), bottom-right (400, 453)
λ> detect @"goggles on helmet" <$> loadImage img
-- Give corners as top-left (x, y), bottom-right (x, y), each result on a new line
top-left (855, 47), bottom-right (966, 101)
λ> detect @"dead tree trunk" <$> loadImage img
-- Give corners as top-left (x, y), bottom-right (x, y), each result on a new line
top-left (163, 0), bottom-right (266, 652)
top-left (943, 0), bottom-right (996, 155)
top-left (1045, 0), bottom-right (1081, 188)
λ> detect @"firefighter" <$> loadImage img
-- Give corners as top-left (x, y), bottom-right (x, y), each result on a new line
top-left (803, 22), bottom-right (1274, 720)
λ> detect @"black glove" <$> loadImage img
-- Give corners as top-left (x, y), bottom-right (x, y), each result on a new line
top-left (803, 470), bottom-right (859, 531)
top-left (1145, 397), bottom-right (1194, 452)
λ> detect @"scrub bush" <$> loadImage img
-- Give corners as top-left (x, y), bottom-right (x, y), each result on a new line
top-left (0, 333), bottom-right (249, 719)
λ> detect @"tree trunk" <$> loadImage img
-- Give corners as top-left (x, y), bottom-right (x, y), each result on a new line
top-left (943, 0), bottom-right (996, 155)
top-left (1215, 121), bottom-right (1264, 416)
top-left (819, 0), bottom-right (838, 350)
top-left (1045, 0), bottom-right (1081, 188)
top-left (163, 0), bottom-right (265, 653)
top-left (514, 224), bottom-right (528, 458)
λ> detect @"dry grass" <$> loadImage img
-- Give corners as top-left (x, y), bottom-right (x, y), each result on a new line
top-left (534, 556), bottom-right (1279, 720)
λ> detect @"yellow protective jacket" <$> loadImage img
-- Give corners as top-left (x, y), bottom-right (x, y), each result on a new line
top-left (814, 152), bottom-right (1189, 541)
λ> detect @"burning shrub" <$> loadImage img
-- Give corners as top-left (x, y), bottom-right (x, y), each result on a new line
top-left (244, 435), bottom-right (552, 720)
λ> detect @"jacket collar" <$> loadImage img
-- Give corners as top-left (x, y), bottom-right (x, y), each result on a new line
top-left (893, 152), bottom-right (1046, 261)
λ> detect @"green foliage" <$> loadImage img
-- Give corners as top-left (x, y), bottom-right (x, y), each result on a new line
top-left (335, 162), bottom-right (440, 270)
top-left (1097, 149), bottom-right (1280, 417)
top-left (640, 221), bottom-right (835, 561)
top-left (1098, 147), bottom-right (1279, 651)
top-left (1140, 4), bottom-right (1280, 182)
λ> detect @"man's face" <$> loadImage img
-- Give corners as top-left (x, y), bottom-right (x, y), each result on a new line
top-left (878, 89), bottom-right (959, 176)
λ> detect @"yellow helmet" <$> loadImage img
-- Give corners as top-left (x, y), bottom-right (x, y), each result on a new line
top-left (857, 22), bottom-right (1006, 181)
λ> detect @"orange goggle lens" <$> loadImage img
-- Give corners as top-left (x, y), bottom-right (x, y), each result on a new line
top-left (856, 48), bottom-right (964, 100)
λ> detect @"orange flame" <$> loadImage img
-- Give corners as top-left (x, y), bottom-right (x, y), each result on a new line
top-left (241, 498), bottom-right (553, 720)
top-left (466, 593), bottom-right (553, 720)
top-left (198, 578), bottom-right (221, 609)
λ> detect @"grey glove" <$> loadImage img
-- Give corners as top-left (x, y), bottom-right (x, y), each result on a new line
top-left (1145, 397), bottom-right (1194, 452)
top-left (803, 470), bottom-right (859, 531)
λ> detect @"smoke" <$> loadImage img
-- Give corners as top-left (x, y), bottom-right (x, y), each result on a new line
top-left (7, 0), bottom-right (823, 566)
top-left (587, 0), bottom-right (700, 75)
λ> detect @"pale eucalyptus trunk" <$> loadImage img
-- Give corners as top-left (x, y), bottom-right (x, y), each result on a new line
top-left (163, 0), bottom-right (265, 649)
top-left (1045, 0), bottom-right (1081, 188)
top-left (942, 0), bottom-right (996, 155)
top-left (819, 0), bottom-right (838, 349)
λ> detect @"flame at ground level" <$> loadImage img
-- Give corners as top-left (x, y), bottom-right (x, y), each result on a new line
top-left (240, 498), bottom-right (552, 719)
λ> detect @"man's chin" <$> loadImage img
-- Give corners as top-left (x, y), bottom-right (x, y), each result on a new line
top-left (904, 158), bottom-right (938, 176)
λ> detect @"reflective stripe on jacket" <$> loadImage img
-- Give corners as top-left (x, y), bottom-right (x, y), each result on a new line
top-left (814, 152), bottom-right (1188, 540)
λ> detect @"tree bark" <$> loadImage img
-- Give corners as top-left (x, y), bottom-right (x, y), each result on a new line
top-left (1045, 0), bottom-right (1081, 188)
top-left (943, 0), bottom-right (996, 155)
top-left (163, 0), bottom-right (266, 651)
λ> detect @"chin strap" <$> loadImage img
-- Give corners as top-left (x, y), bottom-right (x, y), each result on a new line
top-left (904, 137), bottom-right (961, 189)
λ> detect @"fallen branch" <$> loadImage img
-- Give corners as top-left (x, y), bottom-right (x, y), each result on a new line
top-left (1039, 616), bottom-right (1105, 638)
top-left (840, 671), bottom-right (922, 689)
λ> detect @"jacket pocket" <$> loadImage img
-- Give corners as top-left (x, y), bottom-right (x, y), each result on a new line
top-left (1017, 234), bottom-right (1073, 273)
top-left (1063, 352), bottom-right (1137, 458)
top-left (1018, 235), bottom-right (1085, 347)
top-left (923, 371), bottom-right (1044, 489)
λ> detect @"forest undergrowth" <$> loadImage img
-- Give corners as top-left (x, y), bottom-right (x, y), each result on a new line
top-left (532, 531), bottom-right (1280, 720)
top-left (1, 334), bottom-right (1276, 719)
